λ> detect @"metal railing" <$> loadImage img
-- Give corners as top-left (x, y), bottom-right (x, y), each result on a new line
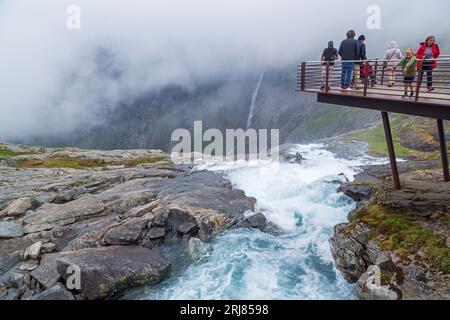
top-left (297, 57), bottom-right (450, 104)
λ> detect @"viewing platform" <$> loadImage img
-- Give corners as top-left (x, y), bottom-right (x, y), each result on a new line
top-left (297, 57), bottom-right (450, 189)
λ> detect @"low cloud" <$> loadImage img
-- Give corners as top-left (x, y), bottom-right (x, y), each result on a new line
top-left (0, 0), bottom-right (448, 139)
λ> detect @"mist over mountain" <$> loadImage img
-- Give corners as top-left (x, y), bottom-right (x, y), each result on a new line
top-left (1, 0), bottom-right (449, 150)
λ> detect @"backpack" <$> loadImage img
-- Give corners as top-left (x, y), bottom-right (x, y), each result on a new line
top-left (383, 49), bottom-right (398, 69)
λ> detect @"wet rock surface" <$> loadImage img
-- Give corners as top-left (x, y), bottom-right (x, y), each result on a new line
top-left (56, 246), bottom-right (170, 300)
top-left (29, 283), bottom-right (74, 300)
top-left (0, 222), bottom-right (24, 239)
top-left (0, 143), bottom-right (260, 300)
top-left (331, 161), bottom-right (450, 300)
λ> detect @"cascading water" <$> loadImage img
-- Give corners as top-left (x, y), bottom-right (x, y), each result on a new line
top-left (142, 144), bottom-right (380, 300)
top-left (246, 72), bottom-right (264, 129)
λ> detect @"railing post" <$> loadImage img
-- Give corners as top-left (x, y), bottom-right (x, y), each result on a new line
top-left (300, 62), bottom-right (306, 91)
top-left (363, 61), bottom-right (369, 96)
top-left (382, 111), bottom-right (401, 190)
top-left (325, 62), bottom-right (330, 93)
top-left (415, 61), bottom-right (423, 102)
top-left (381, 61), bottom-right (385, 86)
top-left (437, 119), bottom-right (450, 182)
top-left (374, 59), bottom-right (379, 85)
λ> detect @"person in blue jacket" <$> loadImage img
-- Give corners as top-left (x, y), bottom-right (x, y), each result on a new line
top-left (338, 30), bottom-right (360, 90)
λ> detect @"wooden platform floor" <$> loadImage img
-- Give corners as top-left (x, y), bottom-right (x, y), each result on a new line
top-left (300, 85), bottom-right (450, 107)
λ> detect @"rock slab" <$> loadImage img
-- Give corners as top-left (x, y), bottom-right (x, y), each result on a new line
top-left (0, 221), bottom-right (24, 239)
top-left (56, 246), bottom-right (170, 300)
top-left (30, 283), bottom-right (74, 300)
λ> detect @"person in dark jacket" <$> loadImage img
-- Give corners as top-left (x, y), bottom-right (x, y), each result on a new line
top-left (320, 41), bottom-right (339, 90)
top-left (338, 30), bottom-right (360, 89)
top-left (417, 36), bottom-right (441, 91)
top-left (353, 35), bottom-right (367, 89)
top-left (358, 35), bottom-right (367, 60)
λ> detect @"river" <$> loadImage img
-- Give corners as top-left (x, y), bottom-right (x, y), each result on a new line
top-left (140, 143), bottom-right (380, 300)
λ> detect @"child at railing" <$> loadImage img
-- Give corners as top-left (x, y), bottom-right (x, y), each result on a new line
top-left (360, 63), bottom-right (377, 87)
top-left (395, 48), bottom-right (417, 98)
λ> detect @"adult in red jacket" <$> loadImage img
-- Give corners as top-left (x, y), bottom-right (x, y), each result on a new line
top-left (417, 36), bottom-right (440, 91)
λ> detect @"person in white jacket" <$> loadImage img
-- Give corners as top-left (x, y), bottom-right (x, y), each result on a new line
top-left (383, 41), bottom-right (403, 87)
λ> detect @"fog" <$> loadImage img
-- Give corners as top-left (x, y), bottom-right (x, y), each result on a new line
top-left (0, 0), bottom-right (449, 140)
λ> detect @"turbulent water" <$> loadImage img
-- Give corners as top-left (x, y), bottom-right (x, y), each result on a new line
top-left (143, 144), bottom-right (380, 300)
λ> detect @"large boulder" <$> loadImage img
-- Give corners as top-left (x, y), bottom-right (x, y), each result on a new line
top-left (30, 253), bottom-right (63, 289)
top-left (23, 241), bottom-right (42, 260)
top-left (329, 223), bottom-right (371, 283)
top-left (0, 237), bottom-right (33, 274)
top-left (1, 157), bottom-right (18, 168)
top-left (356, 265), bottom-right (398, 300)
top-left (29, 283), bottom-right (74, 300)
top-left (56, 246), bottom-right (170, 300)
top-left (0, 221), bottom-right (24, 239)
top-left (23, 197), bottom-right (106, 234)
top-left (102, 218), bottom-right (149, 245)
top-left (237, 213), bottom-right (268, 232)
top-left (338, 183), bottom-right (375, 202)
top-left (3, 198), bottom-right (32, 216)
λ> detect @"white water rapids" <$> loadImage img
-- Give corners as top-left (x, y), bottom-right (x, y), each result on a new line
top-left (143, 143), bottom-right (382, 300)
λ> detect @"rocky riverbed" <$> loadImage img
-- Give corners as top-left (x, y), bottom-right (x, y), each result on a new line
top-left (331, 160), bottom-right (450, 300)
top-left (0, 143), bottom-right (266, 300)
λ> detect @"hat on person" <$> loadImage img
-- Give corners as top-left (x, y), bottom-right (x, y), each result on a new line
top-left (328, 41), bottom-right (334, 46)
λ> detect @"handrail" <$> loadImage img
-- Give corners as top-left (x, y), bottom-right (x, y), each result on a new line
top-left (302, 57), bottom-right (450, 64)
top-left (297, 56), bottom-right (450, 105)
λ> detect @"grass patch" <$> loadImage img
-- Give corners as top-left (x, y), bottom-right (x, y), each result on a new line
top-left (359, 205), bottom-right (450, 273)
top-left (341, 114), bottom-right (448, 159)
top-left (294, 106), bottom-right (345, 136)
top-left (0, 148), bottom-right (29, 160)
top-left (0, 144), bottom-right (41, 161)
top-left (442, 217), bottom-right (450, 226)
top-left (16, 154), bottom-right (171, 169)
top-left (351, 181), bottom-right (382, 187)
top-left (293, 105), bottom-right (367, 138)
top-left (343, 124), bottom-right (418, 158)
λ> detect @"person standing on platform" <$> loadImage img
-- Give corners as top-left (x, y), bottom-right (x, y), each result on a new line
top-left (320, 41), bottom-right (339, 90)
top-left (352, 35), bottom-right (366, 89)
top-left (383, 41), bottom-right (403, 87)
top-left (338, 30), bottom-right (360, 90)
top-left (417, 36), bottom-right (440, 92)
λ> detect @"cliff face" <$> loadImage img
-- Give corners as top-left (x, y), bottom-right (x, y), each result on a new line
top-left (331, 162), bottom-right (450, 300)
top-left (10, 66), bottom-right (379, 151)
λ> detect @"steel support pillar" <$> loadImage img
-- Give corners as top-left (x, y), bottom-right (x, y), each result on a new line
top-left (437, 119), bottom-right (450, 182)
top-left (381, 112), bottom-right (401, 190)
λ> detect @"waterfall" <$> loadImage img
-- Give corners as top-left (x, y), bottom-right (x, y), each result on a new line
top-left (246, 72), bottom-right (264, 129)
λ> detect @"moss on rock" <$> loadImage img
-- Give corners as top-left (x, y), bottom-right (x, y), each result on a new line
top-left (356, 205), bottom-right (450, 273)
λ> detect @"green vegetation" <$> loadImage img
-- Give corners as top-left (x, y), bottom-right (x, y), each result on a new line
top-left (350, 181), bottom-right (381, 187)
top-left (341, 115), bottom-right (450, 159)
top-left (442, 217), bottom-right (450, 226)
top-left (0, 143), bottom-right (41, 161)
top-left (292, 105), bottom-right (365, 139)
top-left (343, 124), bottom-right (419, 158)
top-left (15, 154), bottom-right (171, 170)
top-left (358, 205), bottom-right (450, 273)
top-left (294, 106), bottom-right (345, 136)
top-left (0, 147), bottom-right (29, 160)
